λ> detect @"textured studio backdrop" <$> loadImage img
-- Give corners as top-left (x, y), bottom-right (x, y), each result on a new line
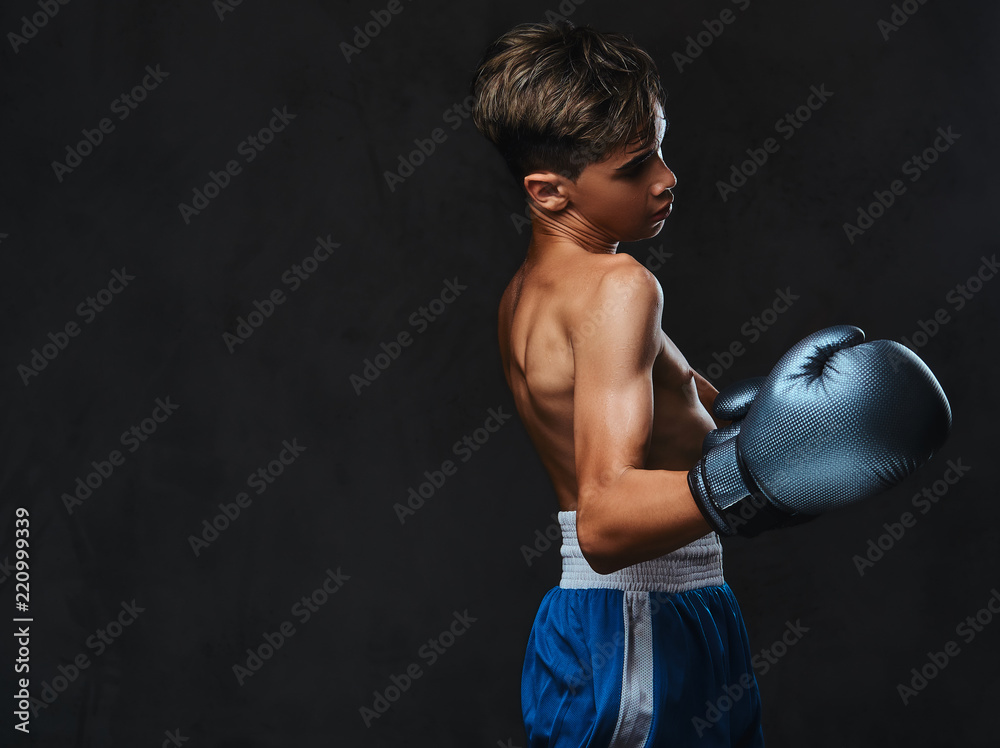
top-left (2, 0), bottom-right (999, 746)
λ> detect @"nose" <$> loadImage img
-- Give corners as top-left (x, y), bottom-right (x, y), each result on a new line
top-left (656, 158), bottom-right (677, 195)
top-left (655, 160), bottom-right (677, 193)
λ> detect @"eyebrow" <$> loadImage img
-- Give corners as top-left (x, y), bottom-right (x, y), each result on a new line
top-left (615, 147), bottom-right (656, 171)
top-left (615, 127), bottom-right (670, 171)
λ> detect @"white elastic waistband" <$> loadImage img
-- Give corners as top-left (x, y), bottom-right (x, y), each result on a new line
top-left (558, 511), bottom-right (725, 592)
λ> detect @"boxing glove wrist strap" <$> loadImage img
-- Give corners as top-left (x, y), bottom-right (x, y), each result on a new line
top-left (687, 439), bottom-right (815, 538)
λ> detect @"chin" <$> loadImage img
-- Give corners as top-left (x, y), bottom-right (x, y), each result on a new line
top-left (610, 218), bottom-right (663, 243)
top-left (633, 222), bottom-right (665, 241)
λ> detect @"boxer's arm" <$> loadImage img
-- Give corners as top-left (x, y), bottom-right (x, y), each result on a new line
top-left (574, 264), bottom-right (713, 575)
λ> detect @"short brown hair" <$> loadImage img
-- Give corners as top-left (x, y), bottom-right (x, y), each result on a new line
top-left (471, 21), bottom-right (666, 182)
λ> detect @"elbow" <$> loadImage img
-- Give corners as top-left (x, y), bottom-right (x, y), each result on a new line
top-left (576, 492), bottom-right (625, 575)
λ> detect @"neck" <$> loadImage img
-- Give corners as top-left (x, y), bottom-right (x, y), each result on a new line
top-left (526, 202), bottom-right (618, 258)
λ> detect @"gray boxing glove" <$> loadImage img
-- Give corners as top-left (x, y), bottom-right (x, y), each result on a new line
top-left (687, 325), bottom-right (952, 537)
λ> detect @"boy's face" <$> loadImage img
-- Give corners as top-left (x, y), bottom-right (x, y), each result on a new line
top-left (562, 103), bottom-right (676, 243)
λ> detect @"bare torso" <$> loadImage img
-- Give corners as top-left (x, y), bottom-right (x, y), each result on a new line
top-left (498, 248), bottom-right (719, 512)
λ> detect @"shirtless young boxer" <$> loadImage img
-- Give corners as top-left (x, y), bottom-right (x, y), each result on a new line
top-left (471, 21), bottom-right (950, 747)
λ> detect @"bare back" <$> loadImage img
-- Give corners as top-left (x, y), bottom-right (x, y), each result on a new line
top-left (498, 248), bottom-right (719, 512)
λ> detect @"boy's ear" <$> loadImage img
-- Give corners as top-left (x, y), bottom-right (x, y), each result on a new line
top-left (523, 171), bottom-right (570, 212)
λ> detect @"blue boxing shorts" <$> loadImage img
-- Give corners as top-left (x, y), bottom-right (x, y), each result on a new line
top-left (521, 511), bottom-right (765, 747)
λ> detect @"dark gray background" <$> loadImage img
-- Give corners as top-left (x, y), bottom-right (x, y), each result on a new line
top-left (2, 0), bottom-right (998, 745)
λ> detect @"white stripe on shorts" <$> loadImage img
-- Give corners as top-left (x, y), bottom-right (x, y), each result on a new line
top-left (608, 591), bottom-right (654, 747)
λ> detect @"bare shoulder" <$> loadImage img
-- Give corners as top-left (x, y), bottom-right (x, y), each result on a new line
top-left (591, 252), bottom-right (662, 308)
top-left (574, 252), bottom-right (663, 329)
top-left (566, 253), bottom-right (664, 368)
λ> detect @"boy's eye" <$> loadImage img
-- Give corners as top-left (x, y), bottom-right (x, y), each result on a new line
top-left (626, 150), bottom-right (662, 176)
top-left (621, 136), bottom-right (668, 177)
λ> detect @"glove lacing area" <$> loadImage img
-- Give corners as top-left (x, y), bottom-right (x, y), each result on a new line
top-left (688, 437), bottom-right (816, 538)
